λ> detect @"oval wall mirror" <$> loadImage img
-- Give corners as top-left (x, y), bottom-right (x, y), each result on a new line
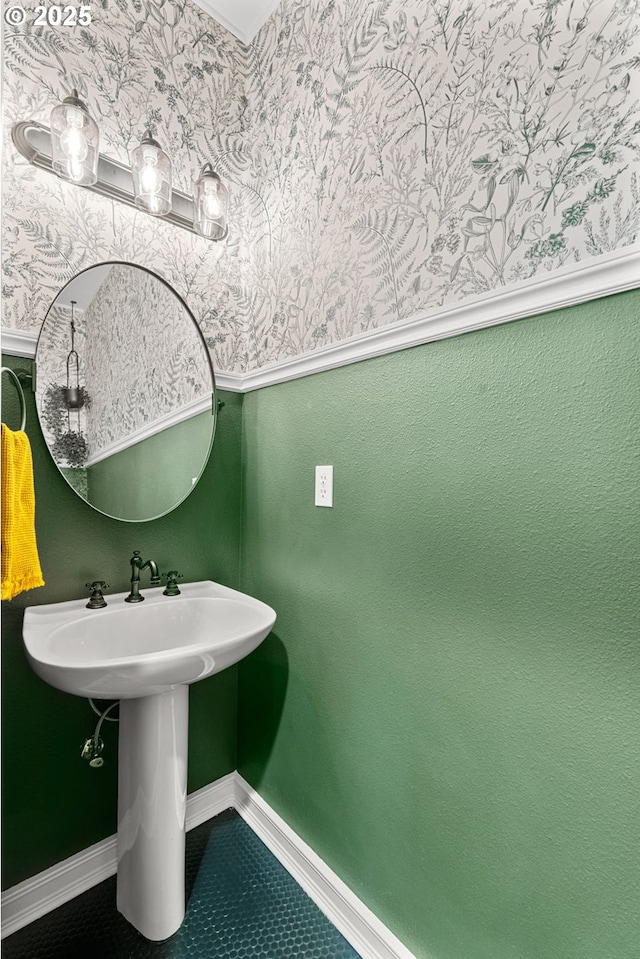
top-left (35, 262), bottom-right (216, 522)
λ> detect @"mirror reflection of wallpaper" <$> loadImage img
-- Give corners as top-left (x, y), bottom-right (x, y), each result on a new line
top-left (37, 269), bottom-right (209, 462)
top-left (82, 265), bottom-right (209, 458)
top-left (3, 0), bottom-right (639, 373)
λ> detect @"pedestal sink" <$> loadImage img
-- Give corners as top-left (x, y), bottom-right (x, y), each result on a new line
top-left (22, 580), bottom-right (276, 941)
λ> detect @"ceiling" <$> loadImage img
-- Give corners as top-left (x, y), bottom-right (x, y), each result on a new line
top-left (190, 0), bottom-right (280, 44)
top-left (55, 265), bottom-right (112, 311)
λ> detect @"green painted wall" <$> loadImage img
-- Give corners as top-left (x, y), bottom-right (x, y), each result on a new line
top-left (1, 358), bottom-right (243, 889)
top-left (3, 291), bottom-right (638, 959)
top-left (87, 409), bottom-right (214, 521)
top-left (238, 291), bottom-right (640, 959)
top-left (87, 412), bottom-right (214, 522)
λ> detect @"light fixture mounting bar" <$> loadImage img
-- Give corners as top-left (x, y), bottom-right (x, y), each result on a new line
top-left (11, 121), bottom-right (198, 236)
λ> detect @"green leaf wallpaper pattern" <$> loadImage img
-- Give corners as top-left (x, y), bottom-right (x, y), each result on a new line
top-left (3, 0), bottom-right (639, 373)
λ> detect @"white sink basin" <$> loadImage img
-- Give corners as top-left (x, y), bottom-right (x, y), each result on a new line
top-left (23, 580), bottom-right (276, 699)
top-left (22, 577), bottom-right (276, 941)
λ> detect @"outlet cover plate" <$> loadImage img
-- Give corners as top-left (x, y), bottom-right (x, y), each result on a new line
top-left (315, 466), bottom-right (333, 507)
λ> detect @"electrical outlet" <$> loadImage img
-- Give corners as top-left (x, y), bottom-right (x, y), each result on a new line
top-left (315, 465), bottom-right (333, 507)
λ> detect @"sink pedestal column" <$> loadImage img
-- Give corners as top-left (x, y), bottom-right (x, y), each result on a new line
top-left (116, 686), bottom-right (189, 941)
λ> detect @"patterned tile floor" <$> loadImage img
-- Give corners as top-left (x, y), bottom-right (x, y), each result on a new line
top-left (2, 810), bottom-right (362, 958)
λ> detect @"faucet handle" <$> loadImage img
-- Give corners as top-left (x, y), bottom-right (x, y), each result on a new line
top-left (86, 581), bottom-right (109, 609)
top-left (162, 571), bottom-right (183, 596)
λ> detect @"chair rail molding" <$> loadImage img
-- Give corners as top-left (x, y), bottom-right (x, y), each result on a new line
top-left (3, 244), bottom-right (638, 392)
top-left (238, 243), bottom-right (640, 392)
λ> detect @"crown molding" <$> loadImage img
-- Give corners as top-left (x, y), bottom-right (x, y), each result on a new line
top-left (3, 246), bottom-right (638, 395)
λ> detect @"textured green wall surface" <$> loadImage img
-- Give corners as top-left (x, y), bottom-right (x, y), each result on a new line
top-left (238, 291), bottom-right (640, 959)
top-left (87, 409), bottom-right (214, 521)
top-left (1, 361), bottom-right (243, 889)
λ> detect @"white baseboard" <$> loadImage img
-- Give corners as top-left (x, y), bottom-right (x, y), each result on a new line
top-left (0, 834), bottom-right (118, 942)
top-left (1, 771), bottom-right (417, 959)
top-left (234, 774), bottom-right (417, 959)
top-left (0, 772), bottom-right (236, 939)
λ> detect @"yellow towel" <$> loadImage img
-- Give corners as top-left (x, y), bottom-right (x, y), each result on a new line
top-left (1, 423), bottom-right (44, 601)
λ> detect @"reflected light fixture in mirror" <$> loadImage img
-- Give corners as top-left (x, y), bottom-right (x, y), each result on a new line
top-left (193, 163), bottom-right (228, 240)
top-left (131, 131), bottom-right (173, 216)
top-left (50, 89), bottom-right (99, 185)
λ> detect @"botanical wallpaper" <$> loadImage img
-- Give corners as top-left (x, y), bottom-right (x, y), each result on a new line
top-left (82, 264), bottom-right (210, 456)
top-left (3, 0), bottom-right (639, 374)
top-left (2, 0), bottom-right (252, 371)
top-left (242, 0), bottom-right (640, 363)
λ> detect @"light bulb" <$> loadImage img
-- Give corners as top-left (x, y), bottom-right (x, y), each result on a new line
top-left (132, 133), bottom-right (172, 216)
top-left (50, 91), bottom-right (99, 185)
top-left (60, 120), bottom-right (88, 161)
top-left (193, 163), bottom-right (228, 239)
top-left (59, 108), bottom-right (89, 182)
top-left (202, 184), bottom-right (222, 219)
top-left (139, 155), bottom-right (161, 196)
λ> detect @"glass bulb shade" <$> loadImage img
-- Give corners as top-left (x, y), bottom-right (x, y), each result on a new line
top-left (50, 95), bottom-right (99, 186)
top-left (131, 137), bottom-right (172, 216)
top-left (193, 167), bottom-right (228, 240)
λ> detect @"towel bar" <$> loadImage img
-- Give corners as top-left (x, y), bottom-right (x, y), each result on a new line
top-left (1, 366), bottom-right (28, 431)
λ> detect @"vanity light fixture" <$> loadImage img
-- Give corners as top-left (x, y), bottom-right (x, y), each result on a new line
top-left (193, 163), bottom-right (228, 240)
top-left (12, 106), bottom-right (228, 241)
top-left (131, 131), bottom-right (173, 217)
top-left (50, 89), bottom-right (99, 186)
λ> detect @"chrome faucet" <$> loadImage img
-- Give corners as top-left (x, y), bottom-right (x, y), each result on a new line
top-left (124, 550), bottom-right (161, 603)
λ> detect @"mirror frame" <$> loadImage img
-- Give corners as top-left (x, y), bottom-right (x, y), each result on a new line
top-left (35, 260), bottom-right (217, 523)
